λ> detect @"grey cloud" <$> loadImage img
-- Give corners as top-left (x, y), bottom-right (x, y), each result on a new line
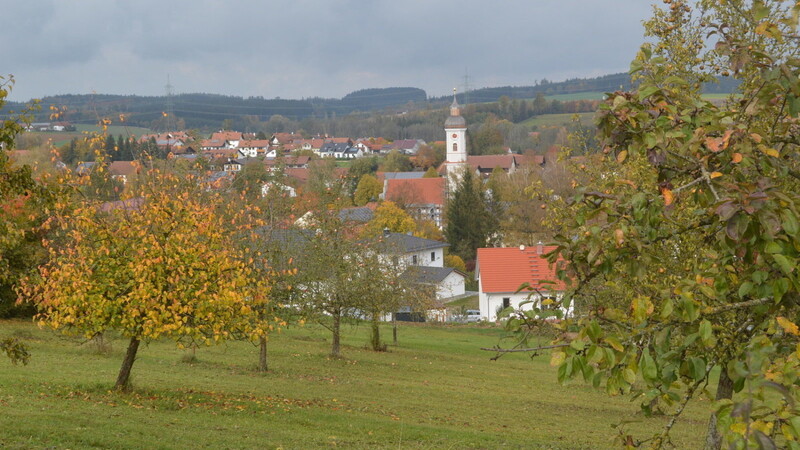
top-left (4, 0), bottom-right (657, 101)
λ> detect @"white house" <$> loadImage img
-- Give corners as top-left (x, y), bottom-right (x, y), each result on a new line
top-left (475, 245), bottom-right (570, 322)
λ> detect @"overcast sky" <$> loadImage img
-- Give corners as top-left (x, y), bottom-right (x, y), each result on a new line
top-left (3, 1), bottom-right (655, 102)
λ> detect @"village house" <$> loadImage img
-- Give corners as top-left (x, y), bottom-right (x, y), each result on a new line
top-left (388, 139), bottom-right (426, 155)
top-left (475, 244), bottom-right (570, 322)
top-left (107, 161), bottom-right (140, 184)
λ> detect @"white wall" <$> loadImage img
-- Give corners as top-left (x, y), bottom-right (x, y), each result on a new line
top-left (437, 271), bottom-right (465, 299)
top-left (401, 247), bottom-right (444, 268)
top-left (478, 291), bottom-right (570, 322)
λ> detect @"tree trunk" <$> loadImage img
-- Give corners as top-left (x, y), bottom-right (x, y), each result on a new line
top-left (331, 311), bottom-right (341, 357)
top-left (115, 337), bottom-right (140, 391)
top-left (258, 336), bottom-right (268, 372)
top-left (371, 313), bottom-right (382, 351)
top-left (392, 314), bottom-right (398, 346)
top-left (705, 367), bottom-right (734, 450)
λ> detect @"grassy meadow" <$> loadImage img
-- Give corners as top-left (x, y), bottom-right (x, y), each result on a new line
top-left (1, 319), bottom-right (711, 448)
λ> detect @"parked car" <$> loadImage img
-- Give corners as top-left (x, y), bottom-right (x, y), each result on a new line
top-left (465, 310), bottom-right (482, 323)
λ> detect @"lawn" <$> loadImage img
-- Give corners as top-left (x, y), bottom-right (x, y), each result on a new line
top-left (27, 126), bottom-right (153, 148)
top-left (1, 319), bottom-right (711, 448)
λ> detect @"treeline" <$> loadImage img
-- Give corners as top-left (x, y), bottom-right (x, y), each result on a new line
top-left (2, 73), bottom-right (740, 132)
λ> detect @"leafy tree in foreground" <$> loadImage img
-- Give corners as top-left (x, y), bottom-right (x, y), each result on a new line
top-left (494, 1), bottom-right (800, 448)
top-left (22, 171), bottom-right (272, 390)
top-left (0, 75), bottom-right (51, 363)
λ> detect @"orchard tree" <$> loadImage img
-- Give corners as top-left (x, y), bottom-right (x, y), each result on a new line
top-left (0, 75), bottom-right (52, 363)
top-left (491, 1), bottom-right (800, 448)
top-left (23, 171), bottom-right (273, 390)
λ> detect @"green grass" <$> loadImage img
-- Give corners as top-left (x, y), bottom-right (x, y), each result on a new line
top-left (1, 319), bottom-right (710, 448)
top-left (445, 294), bottom-right (478, 310)
top-left (521, 112), bottom-right (596, 129)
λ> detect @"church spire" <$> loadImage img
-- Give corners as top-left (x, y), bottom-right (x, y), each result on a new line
top-left (450, 88), bottom-right (460, 116)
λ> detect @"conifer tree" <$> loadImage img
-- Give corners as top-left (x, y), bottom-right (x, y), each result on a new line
top-left (444, 169), bottom-right (497, 261)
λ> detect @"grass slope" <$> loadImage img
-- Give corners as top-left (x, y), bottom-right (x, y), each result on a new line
top-left (1, 320), bottom-right (709, 448)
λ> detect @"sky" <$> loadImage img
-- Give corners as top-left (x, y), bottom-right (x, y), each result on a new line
top-left (3, 1), bottom-right (655, 102)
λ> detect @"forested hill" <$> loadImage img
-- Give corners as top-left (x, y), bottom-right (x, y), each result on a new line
top-left (430, 72), bottom-right (740, 105)
top-left (1, 73), bottom-right (739, 130)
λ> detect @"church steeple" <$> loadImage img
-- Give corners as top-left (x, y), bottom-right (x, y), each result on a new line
top-left (450, 88), bottom-right (461, 117)
top-left (444, 87), bottom-right (468, 191)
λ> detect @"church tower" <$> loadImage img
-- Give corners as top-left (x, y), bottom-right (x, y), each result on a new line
top-left (444, 89), bottom-right (468, 190)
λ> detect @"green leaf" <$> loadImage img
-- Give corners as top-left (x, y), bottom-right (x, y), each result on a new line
top-left (638, 85), bottom-right (661, 101)
top-left (586, 320), bottom-right (602, 342)
top-left (782, 210), bottom-right (800, 236)
top-left (570, 339), bottom-right (586, 351)
top-left (640, 350), bottom-right (657, 383)
top-left (699, 320), bottom-right (713, 346)
top-left (738, 281), bottom-right (754, 298)
top-left (623, 368), bottom-right (637, 384)
top-left (660, 298), bottom-right (674, 319)
top-left (772, 254), bottom-right (795, 275)
top-left (605, 336), bottom-right (624, 352)
top-left (690, 357), bottom-right (706, 380)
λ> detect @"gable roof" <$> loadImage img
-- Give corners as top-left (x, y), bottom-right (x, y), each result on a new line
top-left (108, 161), bottom-right (139, 177)
top-left (476, 246), bottom-right (566, 294)
top-left (380, 171), bottom-right (425, 180)
top-left (376, 232), bottom-right (448, 253)
top-left (404, 266), bottom-right (463, 284)
top-left (467, 154), bottom-right (517, 172)
top-left (385, 177), bottom-right (445, 206)
top-left (338, 206), bottom-right (375, 223)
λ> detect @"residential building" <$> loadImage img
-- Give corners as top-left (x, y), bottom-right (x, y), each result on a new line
top-left (475, 244), bottom-right (569, 322)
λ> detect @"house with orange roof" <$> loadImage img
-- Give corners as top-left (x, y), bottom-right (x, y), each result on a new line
top-left (108, 160), bottom-right (141, 184)
top-left (237, 139), bottom-right (271, 158)
top-left (475, 244), bottom-right (570, 322)
top-left (384, 177), bottom-right (446, 228)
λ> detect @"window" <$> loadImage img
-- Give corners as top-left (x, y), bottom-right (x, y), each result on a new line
top-left (502, 298), bottom-right (511, 309)
top-left (452, 143), bottom-right (457, 152)
top-left (412, 255), bottom-right (418, 264)
top-left (431, 251), bottom-right (436, 262)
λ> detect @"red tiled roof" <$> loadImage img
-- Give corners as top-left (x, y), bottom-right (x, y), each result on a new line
top-left (385, 177), bottom-right (445, 206)
top-left (285, 168), bottom-right (310, 183)
top-left (466, 154), bottom-right (516, 171)
top-left (272, 133), bottom-right (296, 144)
top-left (477, 246), bottom-right (566, 293)
top-left (238, 139), bottom-right (270, 148)
top-left (108, 161), bottom-right (139, 177)
top-left (327, 137), bottom-right (351, 144)
top-left (210, 131), bottom-right (243, 142)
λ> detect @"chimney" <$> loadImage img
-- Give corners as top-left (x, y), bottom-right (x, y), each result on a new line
top-left (536, 241), bottom-right (543, 255)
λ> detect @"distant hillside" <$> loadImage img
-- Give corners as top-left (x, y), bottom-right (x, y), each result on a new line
top-left (1, 74), bottom-right (740, 130)
top-left (0, 87), bottom-right (427, 130)
top-left (430, 72), bottom-right (740, 105)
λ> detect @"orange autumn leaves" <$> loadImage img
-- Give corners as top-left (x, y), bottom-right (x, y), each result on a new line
top-left (23, 170), bottom-right (277, 346)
